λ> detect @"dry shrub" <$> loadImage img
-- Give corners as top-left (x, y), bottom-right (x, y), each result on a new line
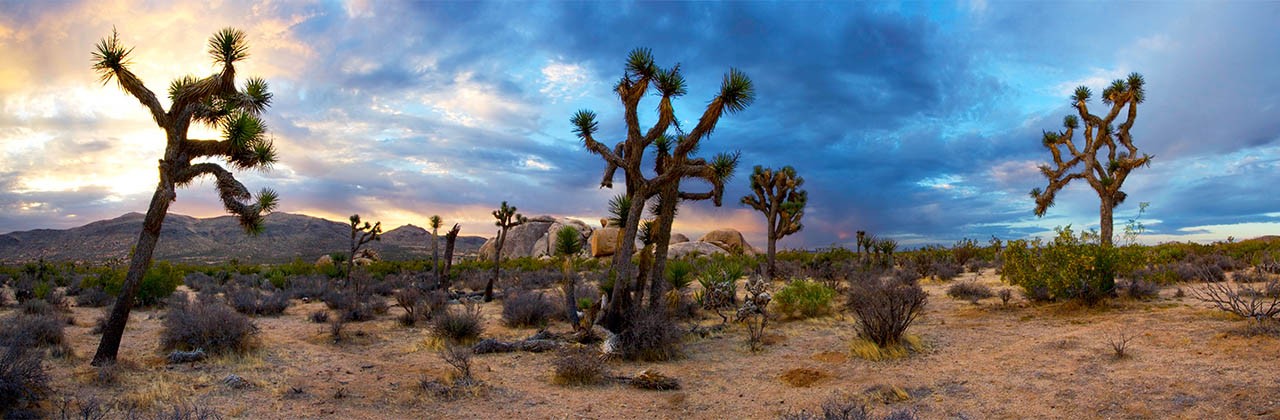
top-left (309, 310), bottom-right (330, 324)
top-left (0, 312), bottom-right (69, 357)
top-left (847, 278), bottom-right (927, 348)
top-left (946, 282), bottom-right (993, 304)
top-left (325, 289), bottom-right (388, 322)
top-left (0, 344), bottom-right (49, 415)
top-left (76, 287), bottom-right (112, 308)
top-left (161, 294), bottom-right (258, 355)
top-left (226, 287), bottom-right (289, 316)
top-left (630, 369), bottom-right (680, 391)
top-left (421, 345), bottom-right (484, 400)
top-left (431, 301), bottom-right (485, 343)
top-left (501, 290), bottom-right (559, 328)
top-left (551, 346), bottom-right (605, 386)
top-left (778, 395), bottom-right (919, 420)
top-left (617, 308), bottom-right (684, 361)
top-left (1123, 278), bottom-right (1160, 300)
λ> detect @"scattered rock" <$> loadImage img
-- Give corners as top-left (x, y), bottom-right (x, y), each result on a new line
top-left (699, 229), bottom-right (755, 255)
top-left (167, 349), bottom-right (207, 364)
top-left (589, 227), bottom-right (621, 258)
top-left (667, 241), bottom-right (728, 259)
top-left (669, 233), bottom-right (690, 244)
top-left (315, 254), bottom-right (333, 267)
top-left (223, 374), bottom-right (250, 389)
top-left (631, 369), bottom-right (680, 390)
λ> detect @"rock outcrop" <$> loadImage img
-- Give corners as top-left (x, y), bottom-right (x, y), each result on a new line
top-left (667, 241), bottom-right (729, 259)
top-left (669, 233), bottom-right (690, 245)
top-left (479, 216), bottom-right (594, 260)
top-left (589, 227), bottom-right (621, 258)
top-left (699, 229), bottom-right (756, 255)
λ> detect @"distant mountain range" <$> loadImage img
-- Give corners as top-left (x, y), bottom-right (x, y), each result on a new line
top-left (0, 212), bottom-right (487, 265)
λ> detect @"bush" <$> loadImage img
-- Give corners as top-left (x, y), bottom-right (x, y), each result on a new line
top-left (773, 280), bottom-right (836, 318)
top-left (76, 286), bottom-right (112, 308)
top-left (161, 294), bottom-right (258, 355)
top-left (1001, 226), bottom-right (1117, 304)
top-left (501, 290), bottom-right (559, 328)
top-left (0, 344), bottom-right (49, 416)
top-left (136, 262), bottom-right (185, 306)
top-left (779, 397), bottom-right (919, 420)
top-left (1123, 278), bottom-right (1161, 300)
top-left (226, 287), bottom-right (290, 316)
top-left (309, 310), bottom-right (330, 324)
top-left (0, 313), bottom-right (67, 352)
top-left (946, 282), bottom-right (994, 304)
top-left (324, 289), bottom-right (388, 322)
top-left (431, 301), bottom-right (485, 343)
top-left (616, 308), bottom-right (684, 361)
top-left (551, 346), bottom-right (605, 386)
top-left (847, 278), bottom-right (927, 348)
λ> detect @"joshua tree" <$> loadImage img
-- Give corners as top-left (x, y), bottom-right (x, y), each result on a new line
top-left (90, 28), bottom-right (279, 366)
top-left (486, 201), bottom-right (526, 302)
top-left (1031, 73), bottom-right (1150, 247)
top-left (742, 165), bottom-right (807, 279)
top-left (429, 215), bottom-right (443, 287)
top-left (346, 214), bottom-right (381, 292)
top-left (442, 223), bottom-right (461, 290)
top-left (572, 48), bottom-right (753, 330)
top-left (554, 225), bottom-right (584, 327)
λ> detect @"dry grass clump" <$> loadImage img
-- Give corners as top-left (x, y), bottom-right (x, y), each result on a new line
top-left (0, 343), bottom-right (49, 416)
top-left (160, 294), bottom-right (258, 355)
top-left (778, 394), bottom-right (919, 420)
top-left (848, 335), bottom-right (924, 361)
top-left (551, 346), bottom-right (605, 386)
top-left (616, 308), bottom-right (684, 361)
top-left (420, 345), bottom-right (485, 400)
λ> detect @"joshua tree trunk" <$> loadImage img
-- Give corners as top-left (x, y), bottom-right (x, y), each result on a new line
top-left (647, 187), bottom-right (677, 309)
top-left (431, 228), bottom-right (440, 288)
top-left (92, 176), bottom-right (174, 366)
top-left (766, 217), bottom-right (777, 278)
top-left (487, 229), bottom-right (507, 302)
top-left (442, 224), bottom-right (460, 290)
top-left (1100, 198), bottom-right (1114, 248)
top-left (563, 257), bottom-right (579, 327)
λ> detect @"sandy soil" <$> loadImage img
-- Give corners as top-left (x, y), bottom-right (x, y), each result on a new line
top-left (20, 270), bottom-right (1280, 419)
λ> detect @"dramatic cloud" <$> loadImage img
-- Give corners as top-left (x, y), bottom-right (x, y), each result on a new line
top-left (1, 1), bottom-right (1277, 250)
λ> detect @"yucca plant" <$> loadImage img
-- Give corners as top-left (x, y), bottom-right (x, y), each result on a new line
top-left (486, 201), bottom-right (526, 302)
top-left (664, 260), bottom-right (696, 310)
top-left (742, 165), bottom-right (807, 279)
top-left (429, 215), bottom-right (443, 288)
top-left (573, 48), bottom-right (753, 331)
top-left (90, 28), bottom-right (279, 365)
top-left (1030, 73), bottom-right (1151, 248)
top-left (555, 225), bottom-right (584, 326)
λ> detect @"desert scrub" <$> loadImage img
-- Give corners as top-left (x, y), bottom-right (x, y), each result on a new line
top-left (0, 344), bottom-right (49, 417)
top-left (772, 279), bottom-right (835, 318)
top-left (0, 312), bottom-right (68, 356)
top-left (946, 281), bottom-right (994, 304)
top-left (501, 290), bottom-right (559, 328)
top-left (1002, 226), bottom-right (1117, 304)
top-left (431, 301), bottom-right (485, 343)
top-left (847, 278), bottom-right (927, 351)
top-left (161, 294), bottom-right (258, 355)
top-left (779, 396), bottom-right (919, 420)
top-left (551, 346), bottom-right (605, 386)
top-left (616, 308), bottom-right (684, 361)
top-left (226, 286), bottom-right (289, 316)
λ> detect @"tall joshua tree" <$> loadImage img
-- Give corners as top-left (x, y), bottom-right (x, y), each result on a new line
top-left (554, 226), bottom-right (584, 327)
top-left (1030, 73), bottom-right (1150, 247)
top-left (742, 165), bottom-right (807, 279)
top-left (90, 28), bottom-right (279, 366)
top-left (346, 214), bottom-right (381, 292)
top-left (442, 223), bottom-right (461, 290)
top-left (572, 48), bottom-right (753, 330)
top-left (486, 201), bottom-right (526, 302)
top-left (429, 215), bottom-right (442, 287)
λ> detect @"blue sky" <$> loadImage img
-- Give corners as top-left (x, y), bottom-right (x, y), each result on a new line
top-left (1, 1), bottom-right (1278, 249)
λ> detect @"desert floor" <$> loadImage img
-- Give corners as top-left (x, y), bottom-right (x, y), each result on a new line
top-left (21, 269), bottom-right (1280, 419)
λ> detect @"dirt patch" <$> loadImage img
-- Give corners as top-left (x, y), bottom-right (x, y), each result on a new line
top-left (811, 351), bottom-right (848, 363)
top-left (780, 367), bottom-right (830, 387)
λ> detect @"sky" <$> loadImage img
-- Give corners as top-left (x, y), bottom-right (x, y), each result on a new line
top-left (1, 0), bottom-right (1278, 250)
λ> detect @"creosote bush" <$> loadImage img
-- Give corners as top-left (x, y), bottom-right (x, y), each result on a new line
top-left (0, 344), bottom-right (49, 417)
top-left (0, 312), bottom-right (68, 354)
top-left (161, 294), bottom-right (258, 355)
top-left (847, 278), bottom-right (927, 349)
top-left (226, 287), bottom-right (289, 316)
top-left (551, 346), bottom-right (605, 386)
top-left (946, 282), bottom-right (994, 304)
top-left (1002, 226), bottom-right (1117, 304)
top-left (773, 279), bottom-right (836, 318)
top-left (617, 308), bottom-right (684, 361)
top-left (501, 290), bottom-right (559, 328)
top-left (431, 301), bottom-right (485, 343)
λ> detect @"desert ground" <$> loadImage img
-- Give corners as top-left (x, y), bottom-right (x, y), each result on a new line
top-left (12, 268), bottom-right (1278, 420)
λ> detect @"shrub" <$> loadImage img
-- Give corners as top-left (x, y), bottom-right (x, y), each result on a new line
top-left (1001, 226), bottom-right (1117, 304)
top-left (136, 261), bottom-right (185, 307)
top-left (779, 397), bottom-right (919, 420)
top-left (616, 308), bottom-right (684, 361)
top-left (501, 290), bottom-right (559, 328)
top-left (773, 280), bottom-right (835, 318)
top-left (946, 282), bottom-right (994, 304)
top-left (551, 346), bottom-right (605, 386)
top-left (324, 289), bottom-right (388, 322)
top-left (1123, 278), bottom-right (1160, 300)
top-left (998, 289), bottom-right (1013, 305)
top-left (160, 294), bottom-right (258, 355)
top-left (0, 313), bottom-right (67, 352)
top-left (431, 301), bottom-right (485, 343)
top-left (76, 286), bottom-right (112, 308)
top-left (309, 310), bottom-right (330, 324)
top-left (226, 287), bottom-right (289, 316)
top-left (286, 275), bottom-right (329, 301)
top-left (847, 278), bottom-right (927, 348)
top-left (0, 344), bottom-right (49, 416)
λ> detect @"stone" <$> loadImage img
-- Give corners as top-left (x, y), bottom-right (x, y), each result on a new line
top-left (669, 233), bottom-right (690, 244)
top-left (667, 241), bottom-right (728, 259)
top-left (589, 227), bottom-right (621, 258)
top-left (531, 218), bottom-right (593, 258)
top-left (315, 254), bottom-right (333, 267)
top-left (477, 217), bottom-right (555, 260)
top-left (699, 229), bottom-right (755, 255)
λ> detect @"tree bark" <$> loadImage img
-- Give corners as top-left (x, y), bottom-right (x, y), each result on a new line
top-left (648, 187), bottom-right (678, 309)
top-left (431, 228), bottom-right (440, 289)
top-left (92, 169), bottom-right (174, 366)
top-left (1099, 197), bottom-right (1114, 248)
top-left (486, 229), bottom-right (506, 302)
top-left (766, 214), bottom-right (777, 279)
top-left (443, 230), bottom-right (457, 290)
top-left (602, 192), bottom-right (646, 331)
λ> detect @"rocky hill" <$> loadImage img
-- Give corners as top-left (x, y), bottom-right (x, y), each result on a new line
top-left (0, 212), bottom-right (485, 265)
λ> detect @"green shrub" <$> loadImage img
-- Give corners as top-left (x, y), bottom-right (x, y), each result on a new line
top-left (772, 280), bottom-right (835, 318)
top-left (1002, 226), bottom-right (1117, 304)
top-left (82, 262), bottom-right (183, 307)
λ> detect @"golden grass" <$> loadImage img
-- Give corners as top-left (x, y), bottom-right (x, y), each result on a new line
top-left (848, 334), bottom-right (924, 361)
